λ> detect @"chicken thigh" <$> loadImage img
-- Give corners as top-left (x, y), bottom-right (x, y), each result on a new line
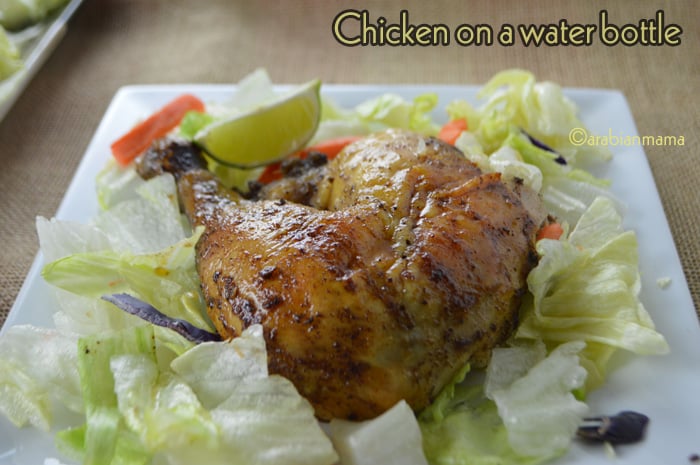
top-left (137, 129), bottom-right (545, 421)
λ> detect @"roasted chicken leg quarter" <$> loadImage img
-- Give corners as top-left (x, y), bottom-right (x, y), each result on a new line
top-left (136, 129), bottom-right (546, 421)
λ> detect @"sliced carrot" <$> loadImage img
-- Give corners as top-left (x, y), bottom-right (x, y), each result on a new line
top-left (304, 135), bottom-right (363, 160)
top-left (537, 222), bottom-right (564, 241)
top-left (257, 135), bottom-right (363, 184)
top-left (110, 94), bottom-right (206, 166)
top-left (438, 118), bottom-right (468, 146)
top-left (257, 161), bottom-right (285, 184)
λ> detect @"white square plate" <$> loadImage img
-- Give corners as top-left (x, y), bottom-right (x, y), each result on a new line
top-left (1, 84), bottom-right (699, 464)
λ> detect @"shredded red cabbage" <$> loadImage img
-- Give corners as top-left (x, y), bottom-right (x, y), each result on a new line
top-left (521, 130), bottom-right (567, 165)
top-left (102, 293), bottom-right (221, 343)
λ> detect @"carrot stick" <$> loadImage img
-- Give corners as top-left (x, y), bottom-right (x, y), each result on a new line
top-left (257, 161), bottom-right (284, 184)
top-left (438, 118), bottom-right (468, 146)
top-left (537, 222), bottom-right (564, 241)
top-left (304, 135), bottom-right (363, 160)
top-left (110, 94), bottom-right (206, 166)
top-left (257, 136), bottom-right (363, 184)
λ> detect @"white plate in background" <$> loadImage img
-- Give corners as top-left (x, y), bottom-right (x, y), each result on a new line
top-left (0, 0), bottom-right (84, 122)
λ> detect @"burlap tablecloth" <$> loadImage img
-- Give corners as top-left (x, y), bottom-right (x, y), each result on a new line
top-left (1, 0), bottom-right (698, 327)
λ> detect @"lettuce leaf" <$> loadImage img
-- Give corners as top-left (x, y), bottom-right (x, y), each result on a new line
top-left (448, 69), bottom-right (611, 166)
top-left (93, 174), bottom-right (190, 254)
top-left (420, 342), bottom-right (589, 465)
top-left (43, 323), bottom-right (336, 465)
top-left (355, 92), bottom-right (440, 135)
top-left (56, 325), bottom-right (157, 465)
top-left (178, 111), bottom-right (216, 140)
top-left (95, 160), bottom-right (147, 210)
top-left (517, 197), bottom-right (670, 389)
top-left (42, 227), bottom-right (211, 332)
top-left (485, 342), bottom-right (589, 458)
top-left (111, 355), bottom-right (220, 456)
top-left (39, 171), bottom-right (213, 335)
top-left (169, 325), bottom-right (268, 409)
top-left (420, 381), bottom-right (534, 465)
top-left (0, 0), bottom-right (68, 31)
top-left (0, 325), bottom-right (81, 431)
top-left (329, 400), bottom-right (429, 465)
top-left (108, 325), bottom-right (337, 465)
top-left (207, 375), bottom-right (337, 465)
top-left (44, 172), bottom-right (189, 259)
top-left (449, 70), bottom-right (619, 226)
top-left (166, 325), bottom-right (336, 465)
top-left (213, 67), bottom-right (278, 117)
top-left (312, 92), bottom-right (440, 144)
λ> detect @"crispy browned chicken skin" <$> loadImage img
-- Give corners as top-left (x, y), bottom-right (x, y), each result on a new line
top-left (137, 129), bottom-right (545, 421)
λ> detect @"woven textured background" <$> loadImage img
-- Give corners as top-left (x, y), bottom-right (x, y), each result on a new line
top-left (1, 0), bottom-right (698, 327)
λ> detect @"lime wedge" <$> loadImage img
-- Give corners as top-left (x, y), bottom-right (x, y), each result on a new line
top-left (194, 79), bottom-right (321, 168)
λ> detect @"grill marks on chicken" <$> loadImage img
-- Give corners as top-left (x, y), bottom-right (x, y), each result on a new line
top-left (136, 130), bottom-right (545, 421)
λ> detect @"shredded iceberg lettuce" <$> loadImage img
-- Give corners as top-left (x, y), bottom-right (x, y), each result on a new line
top-left (420, 381), bottom-right (532, 465)
top-left (95, 159), bottom-right (147, 210)
top-left (61, 325), bottom-right (156, 465)
top-left (39, 170), bottom-right (212, 336)
top-left (42, 229), bottom-right (210, 332)
top-left (108, 325), bottom-right (336, 465)
top-left (419, 342), bottom-right (589, 465)
top-left (449, 69), bottom-right (619, 226)
top-left (0, 325), bottom-right (81, 431)
top-left (485, 342), bottom-right (589, 457)
top-left (311, 92), bottom-right (440, 144)
top-left (329, 400), bottom-right (429, 465)
top-left (517, 197), bottom-right (669, 389)
top-left (448, 69), bottom-right (611, 166)
top-left (47, 171), bottom-right (190, 258)
top-left (45, 324), bottom-right (337, 465)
